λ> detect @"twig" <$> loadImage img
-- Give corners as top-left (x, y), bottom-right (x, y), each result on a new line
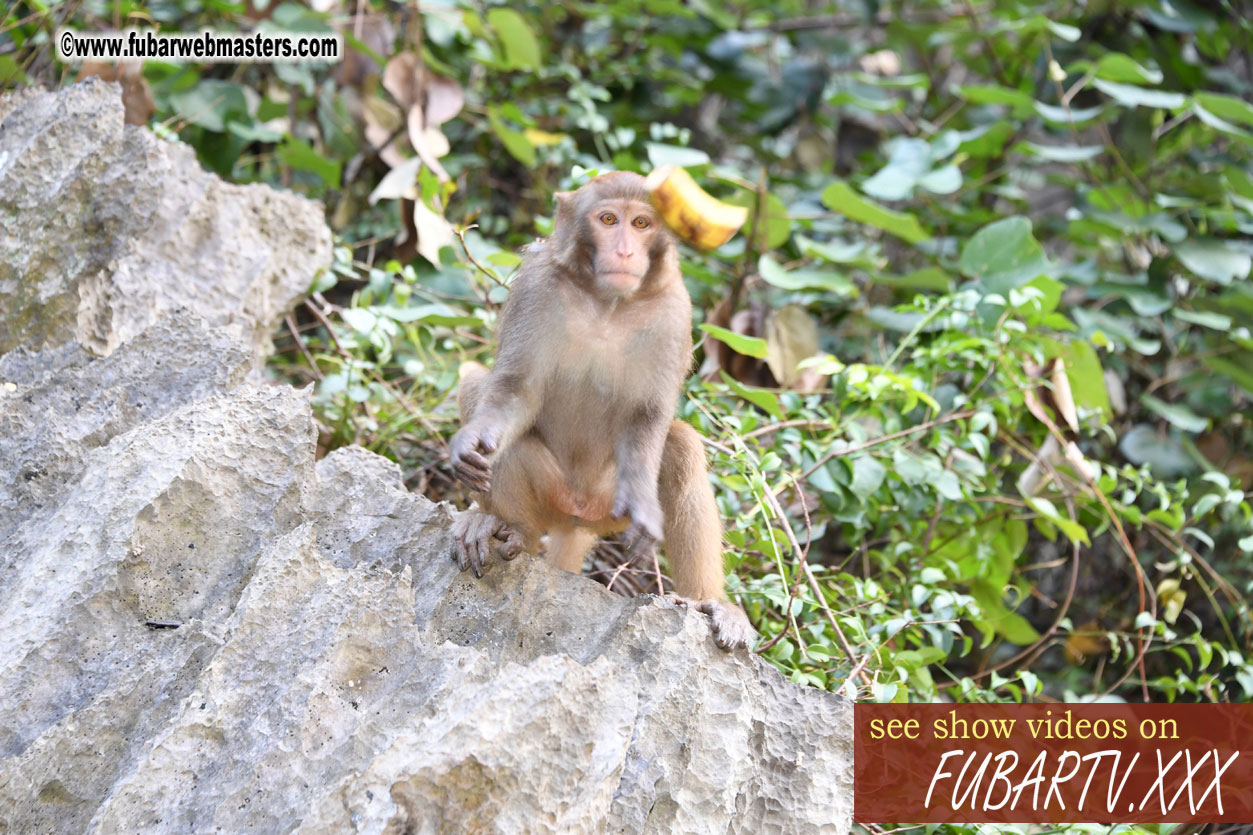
top-left (762, 486), bottom-right (872, 686)
top-left (795, 410), bottom-right (974, 486)
top-left (286, 313), bottom-right (323, 380)
top-left (455, 224), bottom-right (509, 289)
top-left (742, 417), bottom-right (837, 439)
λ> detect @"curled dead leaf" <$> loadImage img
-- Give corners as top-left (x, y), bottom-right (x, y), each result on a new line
top-left (424, 73), bottom-right (464, 126)
top-left (383, 52), bottom-right (420, 109)
top-left (1050, 357), bottom-right (1080, 433)
top-left (406, 106), bottom-right (450, 182)
top-left (363, 96), bottom-right (405, 168)
top-left (1063, 622), bottom-right (1109, 665)
top-left (369, 157), bottom-right (421, 204)
top-left (412, 198), bottom-right (456, 267)
top-left (764, 304), bottom-right (823, 390)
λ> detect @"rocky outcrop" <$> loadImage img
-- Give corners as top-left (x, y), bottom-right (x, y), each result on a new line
top-left (0, 80), bottom-right (853, 834)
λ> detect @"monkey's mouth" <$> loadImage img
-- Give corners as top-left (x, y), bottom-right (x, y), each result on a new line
top-left (602, 270), bottom-right (642, 289)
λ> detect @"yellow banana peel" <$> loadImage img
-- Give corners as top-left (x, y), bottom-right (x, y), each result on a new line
top-left (645, 165), bottom-right (748, 251)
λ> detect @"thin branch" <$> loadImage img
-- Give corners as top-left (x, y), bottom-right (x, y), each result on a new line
top-left (794, 410), bottom-right (974, 487)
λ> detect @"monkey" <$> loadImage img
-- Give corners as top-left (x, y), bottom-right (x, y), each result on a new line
top-left (448, 171), bottom-right (754, 651)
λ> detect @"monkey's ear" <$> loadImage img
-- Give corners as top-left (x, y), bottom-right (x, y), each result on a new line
top-left (553, 191), bottom-right (575, 235)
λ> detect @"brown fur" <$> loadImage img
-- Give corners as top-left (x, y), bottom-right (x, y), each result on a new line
top-left (449, 171), bottom-right (754, 650)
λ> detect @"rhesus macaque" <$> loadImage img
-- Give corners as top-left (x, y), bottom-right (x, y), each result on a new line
top-left (449, 171), bottom-right (754, 650)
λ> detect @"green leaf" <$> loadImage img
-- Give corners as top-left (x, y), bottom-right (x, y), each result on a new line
top-left (1034, 101), bottom-right (1105, 124)
top-left (918, 164), bottom-right (961, 194)
top-left (486, 7), bottom-right (541, 69)
top-left (1173, 309), bottom-right (1232, 330)
top-left (701, 324), bottom-right (768, 358)
top-left (0, 54), bottom-right (26, 87)
top-left (1193, 103), bottom-right (1253, 143)
top-left (971, 579), bottom-right (1042, 645)
top-left (379, 304), bottom-right (480, 328)
top-left (958, 217), bottom-right (1051, 293)
top-left (168, 79), bottom-right (256, 132)
top-left (1049, 339), bottom-right (1112, 422)
top-left (277, 136), bottom-right (341, 186)
top-left (795, 235), bottom-right (882, 270)
top-left (723, 191), bottom-right (791, 250)
top-left (758, 255), bottom-right (857, 296)
top-left (820, 181), bottom-right (930, 244)
top-left (956, 84), bottom-right (1035, 115)
top-left (1023, 143), bottom-right (1103, 162)
top-left (958, 121), bottom-right (1015, 157)
top-left (1092, 78), bottom-right (1185, 110)
top-left (876, 267), bottom-right (951, 292)
top-left (1094, 53), bottom-right (1164, 85)
top-left (487, 107), bottom-right (536, 166)
top-left (718, 371), bottom-right (782, 418)
top-left (861, 137), bottom-right (931, 201)
top-left (848, 456), bottom-right (886, 499)
top-left (645, 143), bottom-right (710, 168)
top-left (1024, 497), bottom-right (1091, 546)
top-left (1174, 239), bottom-right (1251, 285)
top-left (1203, 353), bottom-right (1253, 397)
top-left (1119, 425), bottom-right (1196, 478)
top-left (1194, 92), bottom-right (1253, 128)
top-left (1141, 394), bottom-right (1208, 433)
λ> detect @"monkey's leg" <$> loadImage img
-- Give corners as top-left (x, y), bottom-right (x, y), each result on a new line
top-left (546, 526), bottom-right (599, 574)
top-left (658, 420), bottom-right (755, 651)
top-left (453, 431), bottom-right (567, 578)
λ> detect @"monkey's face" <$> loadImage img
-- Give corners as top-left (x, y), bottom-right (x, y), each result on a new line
top-left (585, 198), bottom-right (663, 295)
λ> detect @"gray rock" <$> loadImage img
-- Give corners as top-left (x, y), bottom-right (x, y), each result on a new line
top-left (0, 77), bottom-right (332, 361)
top-left (0, 314), bottom-right (252, 531)
top-left (0, 80), bottom-right (853, 835)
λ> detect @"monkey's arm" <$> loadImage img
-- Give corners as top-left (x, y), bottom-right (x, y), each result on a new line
top-left (450, 280), bottom-right (546, 492)
top-left (610, 398), bottom-right (672, 556)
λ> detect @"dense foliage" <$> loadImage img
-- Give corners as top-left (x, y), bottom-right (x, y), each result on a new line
top-left (8, 0), bottom-right (1252, 739)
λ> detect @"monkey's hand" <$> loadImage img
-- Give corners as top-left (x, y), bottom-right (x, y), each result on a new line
top-left (611, 490), bottom-right (663, 561)
top-left (667, 595), bottom-right (756, 651)
top-left (450, 425), bottom-right (499, 493)
top-left (452, 506), bottom-right (525, 579)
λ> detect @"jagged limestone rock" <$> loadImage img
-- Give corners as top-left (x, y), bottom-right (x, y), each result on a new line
top-left (0, 77), bottom-right (331, 360)
top-left (0, 80), bottom-right (853, 835)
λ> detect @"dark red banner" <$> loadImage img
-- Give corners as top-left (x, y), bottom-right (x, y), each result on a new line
top-left (855, 703), bottom-right (1253, 823)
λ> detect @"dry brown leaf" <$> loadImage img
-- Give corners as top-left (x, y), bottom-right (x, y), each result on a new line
top-left (858, 49), bottom-right (901, 76)
top-left (383, 52), bottom-right (420, 109)
top-left (1155, 578), bottom-right (1186, 625)
top-left (424, 74), bottom-right (464, 126)
top-left (703, 298), bottom-right (774, 387)
top-left (412, 197), bottom-right (456, 267)
top-left (336, 14), bottom-right (394, 87)
top-left (764, 304), bottom-right (820, 389)
top-left (1050, 357), bottom-right (1080, 433)
top-left (1063, 622), bottom-right (1108, 665)
top-left (363, 96), bottom-right (405, 168)
top-left (395, 198), bottom-right (419, 263)
top-left (406, 106), bottom-right (450, 182)
top-left (369, 157), bottom-right (421, 204)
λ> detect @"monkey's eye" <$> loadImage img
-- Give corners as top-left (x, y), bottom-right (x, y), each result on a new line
top-left (599, 212), bottom-right (618, 226)
top-left (632, 216), bottom-right (650, 229)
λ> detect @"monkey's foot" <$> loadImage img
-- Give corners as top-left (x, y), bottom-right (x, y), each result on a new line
top-left (451, 508), bottom-right (525, 579)
top-left (666, 594), bottom-right (756, 651)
